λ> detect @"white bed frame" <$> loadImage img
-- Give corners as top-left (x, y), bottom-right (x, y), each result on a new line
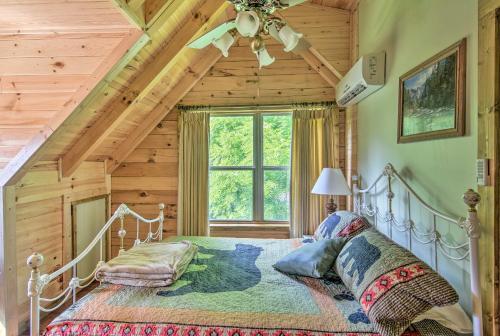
top-left (353, 163), bottom-right (482, 336)
top-left (26, 203), bottom-right (165, 336)
top-left (25, 163), bottom-right (483, 336)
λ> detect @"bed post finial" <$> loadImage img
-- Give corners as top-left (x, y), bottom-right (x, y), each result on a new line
top-left (463, 188), bottom-right (481, 211)
top-left (27, 253), bottom-right (44, 336)
top-left (462, 189), bottom-right (481, 238)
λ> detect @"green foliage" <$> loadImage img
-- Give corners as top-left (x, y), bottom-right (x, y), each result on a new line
top-left (210, 116), bottom-right (253, 166)
top-left (209, 114), bottom-right (292, 221)
top-left (263, 115), bottom-right (292, 166)
top-left (264, 170), bottom-right (290, 221)
top-left (209, 170), bottom-right (253, 220)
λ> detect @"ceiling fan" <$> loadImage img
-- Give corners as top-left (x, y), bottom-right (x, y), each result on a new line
top-left (187, 0), bottom-right (307, 68)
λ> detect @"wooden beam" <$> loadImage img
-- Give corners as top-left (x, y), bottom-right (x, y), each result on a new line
top-left (0, 29), bottom-right (146, 187)
top-left (60, 0), bottom-right (229, 178)
top-left (107, 47), bottom-right (223, 173)
top-left (345, 2), bottom-right (358, 211)
top-left (0, 185), bottom-right (18, 336)
top-left (296, 44), bottom-right (343, 88)
top-left (144, 0), bottom-right (175, 28)
top-left (478, 1), bottom-right (500, 335)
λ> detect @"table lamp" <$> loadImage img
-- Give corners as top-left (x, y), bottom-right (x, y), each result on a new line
top-left (311, 168), bottom-right (352, 214)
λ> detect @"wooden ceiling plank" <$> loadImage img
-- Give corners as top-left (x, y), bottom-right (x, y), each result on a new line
top-left (107, 46), bottom-right (223, 173)
top-left (296, 45), bottom-right (343, 88)
top-left (0, 29), bottom-right (145, 186)
top-left (60, 0), bottom-right (228, 178)
top-left (309, 0), bottom-right (357, 11)
top-left (112, 0), bottom-right (146, 30)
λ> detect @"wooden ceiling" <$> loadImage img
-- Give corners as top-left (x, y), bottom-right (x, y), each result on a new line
top-left (0, 0), bottom-right (141, 175)
top-left (0, 0), bottom-right (358, 185)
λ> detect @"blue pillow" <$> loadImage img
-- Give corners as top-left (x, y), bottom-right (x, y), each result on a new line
top-left (273, 239), bottom-right (338, 278)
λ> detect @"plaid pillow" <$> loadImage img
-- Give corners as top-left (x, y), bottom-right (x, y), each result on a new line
top-left (313, 211), bottom-right (370, 251)
top-left (335, 228), bottom-right (459, 336)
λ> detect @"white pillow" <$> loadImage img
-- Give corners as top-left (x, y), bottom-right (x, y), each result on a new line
top-left (413, 303), bottom-right (472, 334)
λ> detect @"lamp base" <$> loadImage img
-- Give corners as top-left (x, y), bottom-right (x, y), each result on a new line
top-left (326, 197), bottom-right (337, 215)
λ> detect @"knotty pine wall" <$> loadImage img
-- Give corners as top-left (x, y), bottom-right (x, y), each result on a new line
top-left (109, 109), bottom-right (346, 241)
top-left (15, 161), bottom-right (110, 330)
top-left (110, 4), bottom-right (352, 241)
top-left (110, 111), bottom-right (179, 255)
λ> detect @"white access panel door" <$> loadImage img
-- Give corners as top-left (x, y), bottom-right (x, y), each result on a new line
top-left (74, 198), bottom-right (107, 278)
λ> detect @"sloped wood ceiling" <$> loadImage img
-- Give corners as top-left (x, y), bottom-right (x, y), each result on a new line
top-left (181, 4), bottom-right (349, 105)
top-left (0, 0), bottom-right (141, 175)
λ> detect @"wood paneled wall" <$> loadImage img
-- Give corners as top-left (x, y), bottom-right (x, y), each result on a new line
top-left (110, 111), bottom-right (179, 256)
top-left (15, 161), bottom-right (110, 331)
top-left (478, 0), bottom-right (500, 334)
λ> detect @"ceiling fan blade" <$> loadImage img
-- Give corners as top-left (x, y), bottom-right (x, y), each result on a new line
top-left (279, 0), bottom-right (308, 7)
top-left (187, 20), bottom-right (237, 49)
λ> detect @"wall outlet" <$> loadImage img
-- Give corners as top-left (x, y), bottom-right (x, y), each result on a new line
top-left (476, 158), bottom-right (490, 186)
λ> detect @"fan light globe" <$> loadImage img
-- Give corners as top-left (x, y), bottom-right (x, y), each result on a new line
top-left (278, 25), bottom-right (303, 52)
top-left (235, 10), bottom-right (260, 37)
top-left (212, 32), bottom-right (235, 57)
top-left (256, 47), bottom-right (275, 69)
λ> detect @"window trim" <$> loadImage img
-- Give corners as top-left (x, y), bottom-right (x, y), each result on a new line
top-left (209, 111), bottom-right (292, 223)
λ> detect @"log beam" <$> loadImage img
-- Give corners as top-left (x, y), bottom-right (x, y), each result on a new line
top-left (296, 44), bottom-right (343, 88)
top-left (60, 0), bottom-right (229, 178)
top-left (107, 46), bottom-right (223, 173)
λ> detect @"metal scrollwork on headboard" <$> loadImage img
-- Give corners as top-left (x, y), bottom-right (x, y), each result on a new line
top-left (353, 163), bottom-right (483, 336)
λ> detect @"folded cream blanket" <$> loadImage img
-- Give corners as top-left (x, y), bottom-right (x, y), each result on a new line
top-left (96, 240), bottom-right (197, 287)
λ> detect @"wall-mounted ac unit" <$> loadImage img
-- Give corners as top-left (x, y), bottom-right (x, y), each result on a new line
top-left (336, 52), bottom-right (386, 107)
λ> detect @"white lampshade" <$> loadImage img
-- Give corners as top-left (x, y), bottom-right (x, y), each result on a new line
top-left (235, 10), bottom-right (260, 37)
top-left (278, 25), bottom-right (303, 52)
top-left (256, 46), bottom-right (275, 68)
top-left (212, 32), bottom-right (235, 57)
top-left (311, 168), bottom-right (352, 196)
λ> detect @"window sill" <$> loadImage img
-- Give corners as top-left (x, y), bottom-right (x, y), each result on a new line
top-left (209, 222), bottom-right (290, 229)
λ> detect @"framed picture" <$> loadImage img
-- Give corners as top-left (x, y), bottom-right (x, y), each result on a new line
top-left (398, 39), bottom-right (466, 143)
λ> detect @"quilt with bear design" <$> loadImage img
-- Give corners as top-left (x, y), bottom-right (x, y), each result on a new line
top-left (44, 237), bottom-right (457, 336)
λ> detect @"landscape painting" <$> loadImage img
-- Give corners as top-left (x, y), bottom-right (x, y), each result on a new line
top-left (398, 39), bottom-right (466, 143)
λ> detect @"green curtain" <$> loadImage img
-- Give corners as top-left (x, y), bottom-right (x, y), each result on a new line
top-left (177, 108), bottom-right (210, 236)
top-left (290, 103), bottom-right (339, 238)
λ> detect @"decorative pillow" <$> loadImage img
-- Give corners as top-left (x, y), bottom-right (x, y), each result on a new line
top-left (273, 239), bottom-right (338, 278)
top-left (313, 211), bottom-right (370, 251)
top-left (335, 228), bottom-right (459, 336)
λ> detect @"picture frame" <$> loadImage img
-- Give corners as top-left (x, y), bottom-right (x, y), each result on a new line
top-left (398, 38), bottom-right (466, 143)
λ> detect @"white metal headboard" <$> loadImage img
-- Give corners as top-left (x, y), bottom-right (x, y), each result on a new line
top-left (353, 163), bottom-right (482, 336)
top-left (26, 203), bottom-right (165, 336)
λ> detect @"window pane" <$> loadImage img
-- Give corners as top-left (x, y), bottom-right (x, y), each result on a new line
top-left (264, 170), bottom-right (290, 221)
top-left (210, 116), bottom-right (253, 166)
top-left (263, 115), bottom-right (292, 166)
top-left (209, 170), bottom-right (253, 220)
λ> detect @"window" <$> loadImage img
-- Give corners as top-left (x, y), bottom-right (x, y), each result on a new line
top-left (209, 113), bottom-right (292, 222)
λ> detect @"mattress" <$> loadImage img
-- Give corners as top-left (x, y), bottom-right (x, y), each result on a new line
top-left (45, 236), bottom-right (457, 336)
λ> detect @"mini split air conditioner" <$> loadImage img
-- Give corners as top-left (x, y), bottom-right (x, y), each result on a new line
top-left (336, 52), bottom-right (386, 107)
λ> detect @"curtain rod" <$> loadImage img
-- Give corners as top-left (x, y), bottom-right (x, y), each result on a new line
top-left (177, 102), bottom-right (337, 113)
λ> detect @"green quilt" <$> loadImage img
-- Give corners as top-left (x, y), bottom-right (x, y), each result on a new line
top-left (45, 237), bottom-right (457, 336)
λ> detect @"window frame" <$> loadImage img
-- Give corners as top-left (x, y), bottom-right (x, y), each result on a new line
top-left (209, 111), bottom-right (292, 224)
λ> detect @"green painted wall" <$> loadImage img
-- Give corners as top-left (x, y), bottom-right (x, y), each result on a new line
top-left (357, 0), bottom-right (478, 312)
